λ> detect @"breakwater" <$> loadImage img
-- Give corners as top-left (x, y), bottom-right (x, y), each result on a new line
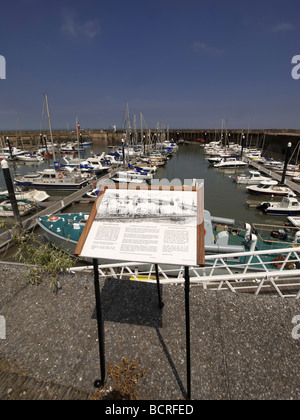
top-left (1, 129), bottom-right (300, 156)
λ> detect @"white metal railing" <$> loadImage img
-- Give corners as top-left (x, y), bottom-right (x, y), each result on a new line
top-left (70, 247), bottom-right (300, 299)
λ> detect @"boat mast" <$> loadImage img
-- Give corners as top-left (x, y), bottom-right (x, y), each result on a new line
top-left (44, 93), bottom-right (56, 162)
top-left (133, 114), bottom-right (137, 145)
top-left (16, 114), bottom-right (24, 151)
top-left (220, 118), bottom-right (224, 144)
top-left (140, 112), bottom-right (145, 154)
top-left (76, 117), bottom-right (80, 157)
top-left (225, 119), bottom-right (228, 147)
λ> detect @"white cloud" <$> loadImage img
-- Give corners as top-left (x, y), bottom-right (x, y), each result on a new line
top-left (271, 22), bottom-right (296, 33)
top-left (193, 41), bottom-right (225, 55)
top-left (61, 11), bottom-right (100, 40)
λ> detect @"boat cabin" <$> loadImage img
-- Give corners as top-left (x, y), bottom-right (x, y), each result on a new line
top-left (280, 197), bottom-right (300, 208)
top-left (257, 180), bottom-right (278, 188)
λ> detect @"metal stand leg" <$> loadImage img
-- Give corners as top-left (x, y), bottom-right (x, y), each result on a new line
top-left (155, 264), bottom-right (164, 310)
top-left (93, 259), bottom-right (106, 388)
top-left (184, 266), bottom-right (191, 400)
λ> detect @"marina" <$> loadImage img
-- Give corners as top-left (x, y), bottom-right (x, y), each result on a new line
top-left (1, 133), bottom-right (300, 402)
top-left (1, 139), bottom-right (300, 291)
top-left (2, 0), bottom-right (300, 403)
top-left (0, 140), bottom-right (298, 229)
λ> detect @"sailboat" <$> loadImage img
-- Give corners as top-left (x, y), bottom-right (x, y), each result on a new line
top-left (15, 96), bottom-right (94, 191)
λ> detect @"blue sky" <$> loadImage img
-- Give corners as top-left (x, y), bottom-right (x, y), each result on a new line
top-left (0, 0), bottom-right (300, 130)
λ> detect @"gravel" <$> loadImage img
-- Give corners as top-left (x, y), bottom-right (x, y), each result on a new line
top-left (0, 263), bottom-right (300, 400)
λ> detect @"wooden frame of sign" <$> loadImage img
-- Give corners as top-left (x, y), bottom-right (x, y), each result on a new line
top-left (75, 183), bottom-right (205, 267)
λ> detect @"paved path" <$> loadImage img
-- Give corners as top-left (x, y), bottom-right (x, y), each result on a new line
top-left (0, 264), bottom-right (299, 400)
top-left (0, 368), bottom-right (91, 400)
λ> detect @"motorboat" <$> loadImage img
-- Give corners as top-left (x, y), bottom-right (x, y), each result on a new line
top-left (16, 153), bottom-right (45, 163)
top-left (244, 150), bottom-right (265, 163)
top-left (14, 168), bottom-right (93, 191)
top-left (128, 163), bottom-right (156, 175)
top-left (207, 153), bottom-right (238, 165)
top-left (60, 155), bottom-right (110, 175)
top-left (162, 140), bottom-right (178, 151)
top-left (292, 175), bottom-right (300, 183)
top-left (0, 200), bottom-right (36, 217)
top-left (246, 180), bottom-right (297, 197)
top-left (80, 159), bottom-right (111, 175)
top-left (37, 211), bottom-right (245, 263)
top-left (37, 213), bottom-right (90, 258)
top-left (119, 170), bottom-right (153, 181)
top-left (105, 152), bottom-right (123, 167)
top-left (258, 197), bottom-right (300, 216)
top-left (0, 188), bottom-right (49, 203)
top-left (287, 216), bottom-right (300, 228)
top-left (214, 157), bottom-right (248, 169)
top-left (86, 188), bottom-right (100, 199)
top-left (81, 141), bottom-right (93, 147)
top-left (37, 210), bottom-right (300, 270)
top-left (133, 163), bottom-right (157, 173)
top-left (60, 156), bottom-right (83, 168)
top-left (60, 142), bottom-right (84, 153)
top-left (110, 171), bottom-right (149, 185)
top-left (0, 147), bottom-right (27, 160)
top-left (263, 159), bottom-right (283, 169)
top-left (235, 171), bottom-right (271, 185)
top-left (140, 156), bottom-right (166, 166)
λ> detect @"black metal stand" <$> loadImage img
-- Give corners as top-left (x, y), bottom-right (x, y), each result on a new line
top-left (281, 142), bottom-right (292, 185)
top-left (155, 264), bottom-right (164, 310)
top-left (93, 259), bottom-right (106, 388)
top-left (92, 260), bottom-right (191, 400)
top-left (1, 160), bottom-right (22, 228)
top-left (185, 266), bottom-right (191, 400)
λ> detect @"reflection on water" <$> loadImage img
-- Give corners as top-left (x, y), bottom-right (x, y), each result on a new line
top-left (154, 144), bottom-right (288, 226)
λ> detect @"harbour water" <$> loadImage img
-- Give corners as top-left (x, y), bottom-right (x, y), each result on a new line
top-left (153, 143), bottom-right (288, 226)
top-left (0, 142), bottom-right (291, 227)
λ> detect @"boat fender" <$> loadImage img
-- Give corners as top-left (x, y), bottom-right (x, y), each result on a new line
top-left (244, 223), bottom-right (252, 242)
top-left (294, 231), bottom-right (300, 244)
top-left (285, 262), bottom-right (296, 270)
top-left (249, 234), bottom-right (258, 253)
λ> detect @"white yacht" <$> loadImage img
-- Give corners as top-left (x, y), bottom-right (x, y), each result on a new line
top-left (258, 197), bottom-right (300, 216)
top-left (15, 168), bottom-right (93, 191)
top-left (214, 157), bottom-right (248, 169)
top-left (235, 171), bottom-right (271, 185)
top-left (246, 180), bottom-right (296, 197)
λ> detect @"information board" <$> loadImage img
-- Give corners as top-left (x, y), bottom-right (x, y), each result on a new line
top-left (75, 184), bottom-right (205, 267)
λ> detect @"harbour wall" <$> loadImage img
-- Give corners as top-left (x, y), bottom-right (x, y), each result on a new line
top-left (1, 129), bottom-right (300, 157)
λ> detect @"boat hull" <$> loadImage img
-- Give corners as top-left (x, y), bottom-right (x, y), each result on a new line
top-left (15, 179), bottom-right (89, 191)
top-left (247, 189), bottom-right (295, 197)
top-left (215, 163), bottom-right (247, 168)
top-left (264, 209), bottom-right (300, 216)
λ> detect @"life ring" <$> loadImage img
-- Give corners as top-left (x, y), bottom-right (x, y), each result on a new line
top-left (58, 173), bottom-right (63, 179)
top-left (272, 254), bottom-right (285, 268)
top-left (48, 216), bottom-right (59, 222)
